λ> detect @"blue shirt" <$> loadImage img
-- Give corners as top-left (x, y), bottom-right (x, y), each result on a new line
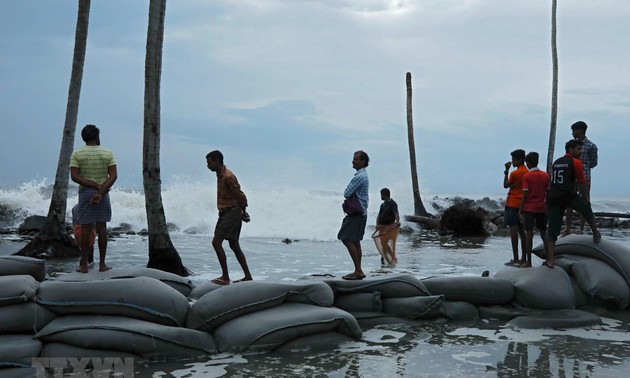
top-left (344, 167), bottom-right (369, 215)
top-left (580, 137), bottom-right (598, 180)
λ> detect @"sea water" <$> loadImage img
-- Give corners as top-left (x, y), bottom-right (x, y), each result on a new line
top-left (1, 180), bottom-right (630, 377)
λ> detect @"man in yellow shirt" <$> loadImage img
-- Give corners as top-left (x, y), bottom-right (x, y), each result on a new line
top-left (70, 124), bottom-right (117, 273)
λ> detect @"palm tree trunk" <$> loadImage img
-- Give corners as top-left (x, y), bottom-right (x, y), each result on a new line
top-left (546, 0), bottom-right (559, 172)
top-left (143, 0), bottom-right (190, 276)
top-left (15, 0), bottom-right (91, 258)
top-left (406, 72), bottom-right (429, 216)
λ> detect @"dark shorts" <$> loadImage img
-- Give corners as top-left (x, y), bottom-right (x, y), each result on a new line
top-left (547, 192), bottom-right (594, 241)
top-left (76, 188), bottom-right (112, 224)
top-left (523, 211), bottom-right (547, 231)
top-left (337, 214), bottom-right (368, 242)
top-left (503, 206), bottom-right (520, 227)
top-left (215, 207), bottom-right (243, 241)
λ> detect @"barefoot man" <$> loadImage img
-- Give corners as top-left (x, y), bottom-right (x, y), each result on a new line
top-left (206, 150), bottom-right (253, 285)
top-left (545, 139), bottom-right (601, 268)
top-left (70, 124), bottom-right (117, 273)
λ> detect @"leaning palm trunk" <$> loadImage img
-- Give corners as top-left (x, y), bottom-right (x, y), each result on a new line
top-left (143, 0), bottom-right (190, 276)
top-left (16, 0), bottom-right (91, 258)
top-left (546, 0), bottom-right (559, 172)
top-left (406, 72), bottom-right (429, 216)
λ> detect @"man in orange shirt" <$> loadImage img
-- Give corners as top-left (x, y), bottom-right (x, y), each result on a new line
top-left (518, 152), bottom-right (549, 268)
top-left (503, 149), bottom-right (528, 266)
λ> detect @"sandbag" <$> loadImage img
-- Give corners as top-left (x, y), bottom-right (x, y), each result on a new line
top-left (381, 295), bottom-right (444, 319)
top-left (0, 335), bottom-right (42, 367)
top-left (41, 343), bottom-right (137, 358)
top-left (0, 275), bottom-right (39, 306)
top-left (421, 276), bottom-right (515, 305)
top-left (54, 267), bottom-right (194, 297)
top-left (0, 367), bottom-right (40, 377)
top-left (0, 256), bottom-right (46, 282)
top-left (36, 315), bottom-right (216, 359)
top-left (36, 277), bottom-right (189, 326)
top-left (0, 302), bottom-right (56, 333)
top-left (507, 309), bottom-right (602, 329)
top-left (334, 292), bottom-right (383, 313)
top-left (532, 235), bottom-right (630, 285)
top-left (188, 280), bottom-right (222, 300)
top-left (556, 255), bottom-right (629, 309)
top-left (495, 266), bottom-right (574, 310)
top-left (440, 301), bottom-right (479, 320)
top-left (324, 274), bottom-right (431, 298)
top-left (213, 302), bottom-right (362, 353)
top-left (187, 280), bottom-right (334, 332)
top-left (477, 304), bottom-right (543, 321)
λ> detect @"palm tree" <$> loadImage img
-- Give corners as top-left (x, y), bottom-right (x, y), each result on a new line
top-left (406, 72), bottom-right (429, 216)
top-left (16, 0), bottom-right (91, 258)
top-left (143, 0), bottom-right (190, 276)
top-left (546, 0), bottom-right (559, 172)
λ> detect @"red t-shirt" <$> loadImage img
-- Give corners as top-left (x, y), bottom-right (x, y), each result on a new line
top-left (506, 165), bottom-right (529, 208)
top-left (522, 168), bottom-right (550, 213)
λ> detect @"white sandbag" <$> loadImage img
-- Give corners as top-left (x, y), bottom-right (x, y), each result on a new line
top-left (556, 255), bottom-right (629, 309)
top-left (0, 302), bottom-right (56, 333)
top-left (507, 309), bottom-right (602, 329)
top-left (532, 235), bottom-right (630, 285)
top-left (187, 280), bottom-right (334, 332)
top-left (381, 295), bottom-right (444, 319)
top-left (0, 256), bottom-right (46, 282)
top-left (41, 343), bottom-right (137, 358)
top-left (36, 315), bottom-right (216, 359)
top-left (0, 335), bottom-right (42, 367)
top-left (421, 276), bottom-right (515, 305)
top-left (495, 266), bottom-right (575, 310)
top-left (0, 275), bottom-right (39, 306)
top-left (213, 302), bottom-right (362, 353)
top-left (440, 301), bottom-right (479, 320)
top-left (334, 292), bottom-right (383, 313)
top-left (325, 274), bottom-right (431, 298)
top-left (36, 277), bottom-right (189, 326)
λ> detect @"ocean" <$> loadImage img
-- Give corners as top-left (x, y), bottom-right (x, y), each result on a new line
top-left (1, 180), bottom-right (630, 377)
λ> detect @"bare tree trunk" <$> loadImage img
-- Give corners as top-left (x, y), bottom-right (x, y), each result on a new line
top-left (546, 0), bottom-right (559, 173)
top-left (16, 0), bottom-right (91, 259)
top-left (406, 72), bottom-right (429, 216)
top-left (143, 0), bottom-right (190, 276)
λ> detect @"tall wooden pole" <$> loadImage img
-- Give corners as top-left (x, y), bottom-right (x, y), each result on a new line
top-left (406, 72), bottom-right (428, 216)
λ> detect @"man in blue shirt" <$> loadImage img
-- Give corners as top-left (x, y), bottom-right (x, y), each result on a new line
top-left (338, 150), bottom-right (369, 280)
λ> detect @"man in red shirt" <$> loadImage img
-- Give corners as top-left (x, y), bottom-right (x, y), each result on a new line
top-left (518, 152), bottom-right (549, 268)
top-left (503, 149), bottom-right (528, 266)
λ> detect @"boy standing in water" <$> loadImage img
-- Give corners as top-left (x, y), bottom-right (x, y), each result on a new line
top-left (545, 139), bottom-right (601, 268)
top-left (503, 149), bottom-right (528, 266)
top-left (518, 152), bottom-right (549, 268)
top-left (206, 150), bottom-right (253, 285)
top-left (375, 188), bottom-right (400, 265)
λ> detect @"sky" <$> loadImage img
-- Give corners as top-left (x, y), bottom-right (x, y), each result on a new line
top-left (1, 0), bottom-right (629, 198)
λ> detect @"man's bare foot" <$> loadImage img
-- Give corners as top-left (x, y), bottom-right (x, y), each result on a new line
top-left (99, 264), bottom-right (112, 272)
top-left (234, 277), bottom-right (253, 283)
top-left (593, 230), bottom-right (601, 244)
top-left (211, 277), bottom-right (230, 285)
top-left (560, 229), bottom-right (571, 237)
top-left (76, 266), bottom-right (89, 273)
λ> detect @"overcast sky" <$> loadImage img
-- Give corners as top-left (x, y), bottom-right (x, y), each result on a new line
top-left (1, 0), bottom-right (629, 197)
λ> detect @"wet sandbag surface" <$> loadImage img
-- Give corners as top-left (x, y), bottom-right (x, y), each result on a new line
top-left (0, 335), bottom-right (42, 367)
top-left (187, 280), bottom-right (334, 332)
top-left (0, 256), bottom-right (46, 282)
top-left (36, 315), bottom-right (216, 359)
top-left (36, 277), bottom-right (190, 326)
top-left (213, 302), bottom-right (362, 353)
top-left (421, 276), bottom-right (514, 305)
top-left (495, 266), bottom-right (575, 310)
top-left (381, 295), bottom-right (444, 319)
top-left (324, 274), bottom-right (431, 298)
top-left (507, 309), bottom-right (602, 329)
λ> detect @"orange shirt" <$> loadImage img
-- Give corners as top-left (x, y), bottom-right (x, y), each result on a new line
top-left (506, 165), bottom-right (528, 208)
top-left (216, 166), bottom-right (248, 211)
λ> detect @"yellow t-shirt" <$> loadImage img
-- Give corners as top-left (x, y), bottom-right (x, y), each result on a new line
top-left (70, 146), bottom-right (116, 187)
